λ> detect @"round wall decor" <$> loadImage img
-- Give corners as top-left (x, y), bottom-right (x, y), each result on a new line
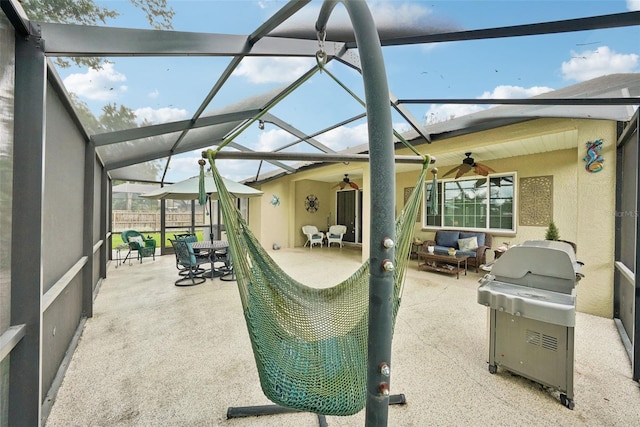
top-left (305, 194), bottom-right (319, 212)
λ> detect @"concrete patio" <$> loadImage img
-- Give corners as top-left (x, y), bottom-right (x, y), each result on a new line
top-left (44, 247), bottom-right (640, 426)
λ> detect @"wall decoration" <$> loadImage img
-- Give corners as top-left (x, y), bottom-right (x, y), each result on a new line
top-left (519, 176), bottom-right (553, 226)
top-left (404, 187), bottom-right (422, 222)
top-left (583, 139), bottom-right (604, 173)
top-left (305, 194), bottom-right (319, 213)
top-left (270, 194), bottom-right (281, 207)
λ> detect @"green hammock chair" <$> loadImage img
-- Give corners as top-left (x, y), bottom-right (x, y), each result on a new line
top-left (202, 151), bottom-right (432, 416)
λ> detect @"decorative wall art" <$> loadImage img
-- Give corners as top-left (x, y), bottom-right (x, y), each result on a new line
top-left (583, 139), bottom-right (604, 173)
top-left (519, 176), bottom-right (553, 226)
top-left (305, 194), bottom-right (319, 213)
top-left (270, 194), bottom-right (281, 207)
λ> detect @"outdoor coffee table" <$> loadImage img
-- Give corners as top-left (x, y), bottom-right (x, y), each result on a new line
top-left (418, 251), bottom-right (469, 279)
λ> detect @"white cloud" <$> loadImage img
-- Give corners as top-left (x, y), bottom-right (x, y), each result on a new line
top-left (166, 153), bottom-right (262, 183)
top-left (561, 46), bottom-right (639, 82)
top-left (63, 63), bottom-right (127, 101)
top-left (252, 123), bottom-right (369, 152)
top-left (165, 154), bottom-right (202, 181)
top-left (424, 85), bottom-right (554, 124)
top-left (628, 0), bottom-right (640, 11)
top-left (318, 123), bottom-right (370, 150)
top-left (233, 57), bottom-right (316, 84)
top-left (255, 129), bottom-right (293, 151)
top-left (134, 107), bottom-right (189, 124)
top-left (148, 89), bottom-right (160, 99)
top-left (479, 85), bottom-right (554, 99)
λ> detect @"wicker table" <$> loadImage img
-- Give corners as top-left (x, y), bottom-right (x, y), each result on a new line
top-left (418, 252), bottom-right (469, 279)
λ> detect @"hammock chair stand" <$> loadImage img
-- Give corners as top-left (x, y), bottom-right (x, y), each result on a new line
top-left (226, 394), bottom-right (407, 425)
top-left (199, 2), bottom-right (432, 425)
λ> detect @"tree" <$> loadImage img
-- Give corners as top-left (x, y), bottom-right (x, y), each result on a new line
top-left (545, 221), bottom-right (560, 241)
top-left (21, 0), bottom-right (171, 181)
top-left (21, 0), bottom-right (175, 69)
top-left (69, 94), bottom-right (163, 180)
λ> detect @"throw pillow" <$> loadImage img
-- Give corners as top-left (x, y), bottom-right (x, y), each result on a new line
top-left (458, 236), bottom-right (478, 251)
top-left (128, 235), bottom-right (144, 247)
top-left (460, 232), bottom-right (485, 247)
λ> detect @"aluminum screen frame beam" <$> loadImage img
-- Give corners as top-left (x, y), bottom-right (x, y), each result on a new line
top-left (37, 23), bottom-right (338, 58)
top-left (370, 11), bottom-right (640, 48)
top-left (10, 19), bottom-right (47, 427)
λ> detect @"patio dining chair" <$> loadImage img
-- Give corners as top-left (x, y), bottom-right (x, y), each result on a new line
top-left (121, 229), bottom-right (156, 263)
top-left (170, 239), bottom-right (210, 286)
top-left (213, 247), bottom-right (235, 281)
top-left (173, 233), bottom-right (207, 276)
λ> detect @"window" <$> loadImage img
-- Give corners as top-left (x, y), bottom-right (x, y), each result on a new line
top-left (424, 174), bottom-right (515, 232)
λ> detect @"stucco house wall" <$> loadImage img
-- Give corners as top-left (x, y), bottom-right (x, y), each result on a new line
top-left (250, 117), bottom-right (618, 317)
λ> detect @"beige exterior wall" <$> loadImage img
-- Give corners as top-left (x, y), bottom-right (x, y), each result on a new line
top-left (252, 163), bottom-right (366, 254)
top-left (249, 118), bottom-right (618, 317)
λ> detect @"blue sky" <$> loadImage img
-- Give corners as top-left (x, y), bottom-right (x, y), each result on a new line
top-left (57, 0), bottom-right (640, 182)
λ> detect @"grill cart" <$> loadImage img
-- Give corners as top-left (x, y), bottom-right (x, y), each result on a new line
top-left (477, 240), bottom-right (583, 409)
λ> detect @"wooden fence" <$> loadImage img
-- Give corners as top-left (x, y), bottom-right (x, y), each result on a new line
top-left (112, 210), bottom-right (207, 232)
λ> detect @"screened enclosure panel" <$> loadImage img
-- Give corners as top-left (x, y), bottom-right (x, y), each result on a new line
top-left (0, 11), bottom-right (15, 426)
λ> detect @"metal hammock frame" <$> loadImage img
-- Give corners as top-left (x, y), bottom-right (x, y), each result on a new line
top-left (197, 2), bottom-right (435, 424)
top-left (202, 151), bottom-right (430, 417)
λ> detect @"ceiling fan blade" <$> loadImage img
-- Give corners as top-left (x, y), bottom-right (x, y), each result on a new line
top-left (474, 163), bottom-right (496, 176)
top-left (455, 163), bottom-right (473, 178)
top-left (442, 165), bottom-right (461, 178)
top-left (349, 182), bottom-right (359, 190)
top-left (339, 181), bottom-right (347, 189)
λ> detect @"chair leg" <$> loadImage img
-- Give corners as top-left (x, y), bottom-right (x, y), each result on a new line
top-left (175, 267), bottom-right (206, 286)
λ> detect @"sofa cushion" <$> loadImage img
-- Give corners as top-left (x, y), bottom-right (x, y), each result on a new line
top-left (460, 231), bottom-right (485, 247)
top-left (436, 231), bottom-right (460, 248)
top-left (456, 249), bottom-right (477, 258)
top-left (458, 236), bottom-right (478, 251)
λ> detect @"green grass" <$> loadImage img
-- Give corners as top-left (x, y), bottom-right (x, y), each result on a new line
top-left (113, 231), bottom-right (205, 249)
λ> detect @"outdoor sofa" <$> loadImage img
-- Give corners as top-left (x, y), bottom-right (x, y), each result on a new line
top-left (423, 229), bottom-right (493, 272)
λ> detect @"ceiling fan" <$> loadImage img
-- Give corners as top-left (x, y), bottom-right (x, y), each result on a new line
top-left (443, 152), bottom-right (495, 179)
top-left (334, 174), bottom-right (359, 190)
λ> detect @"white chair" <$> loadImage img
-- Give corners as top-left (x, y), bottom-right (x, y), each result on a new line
top-left (327, 225), bottom-right (347, 248)
top-left (302, 225), bottom-right (324, 249)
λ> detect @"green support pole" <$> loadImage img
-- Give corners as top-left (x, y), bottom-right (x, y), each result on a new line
top-left (317, 2), bottom-right (395, 426)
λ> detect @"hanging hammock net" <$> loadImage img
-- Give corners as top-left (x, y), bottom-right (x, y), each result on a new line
top-left (202, 150), bottom-right (431, 416)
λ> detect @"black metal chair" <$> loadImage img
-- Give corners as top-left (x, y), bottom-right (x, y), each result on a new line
top-left (170, 239), bottom-right (210, 286)
top-left (214, 247), bottom-right (235, 282)
top-left (172, 233), bottom-right (207, 276)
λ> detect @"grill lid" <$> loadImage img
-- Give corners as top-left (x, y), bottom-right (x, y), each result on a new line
top-left (477, 279), bottom-right (576, 326)
top-left (490, 240), bottom-right (583, 295)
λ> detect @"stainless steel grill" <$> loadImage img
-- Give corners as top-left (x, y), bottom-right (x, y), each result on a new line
top-left (477, 240), bottom-right (583, 409)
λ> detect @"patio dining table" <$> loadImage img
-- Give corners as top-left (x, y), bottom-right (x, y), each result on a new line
top-left (191, 240), bottom-right (231, 278)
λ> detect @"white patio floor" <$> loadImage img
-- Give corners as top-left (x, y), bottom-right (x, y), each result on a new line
top-left (45, 247), bottom-right (640, 426)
